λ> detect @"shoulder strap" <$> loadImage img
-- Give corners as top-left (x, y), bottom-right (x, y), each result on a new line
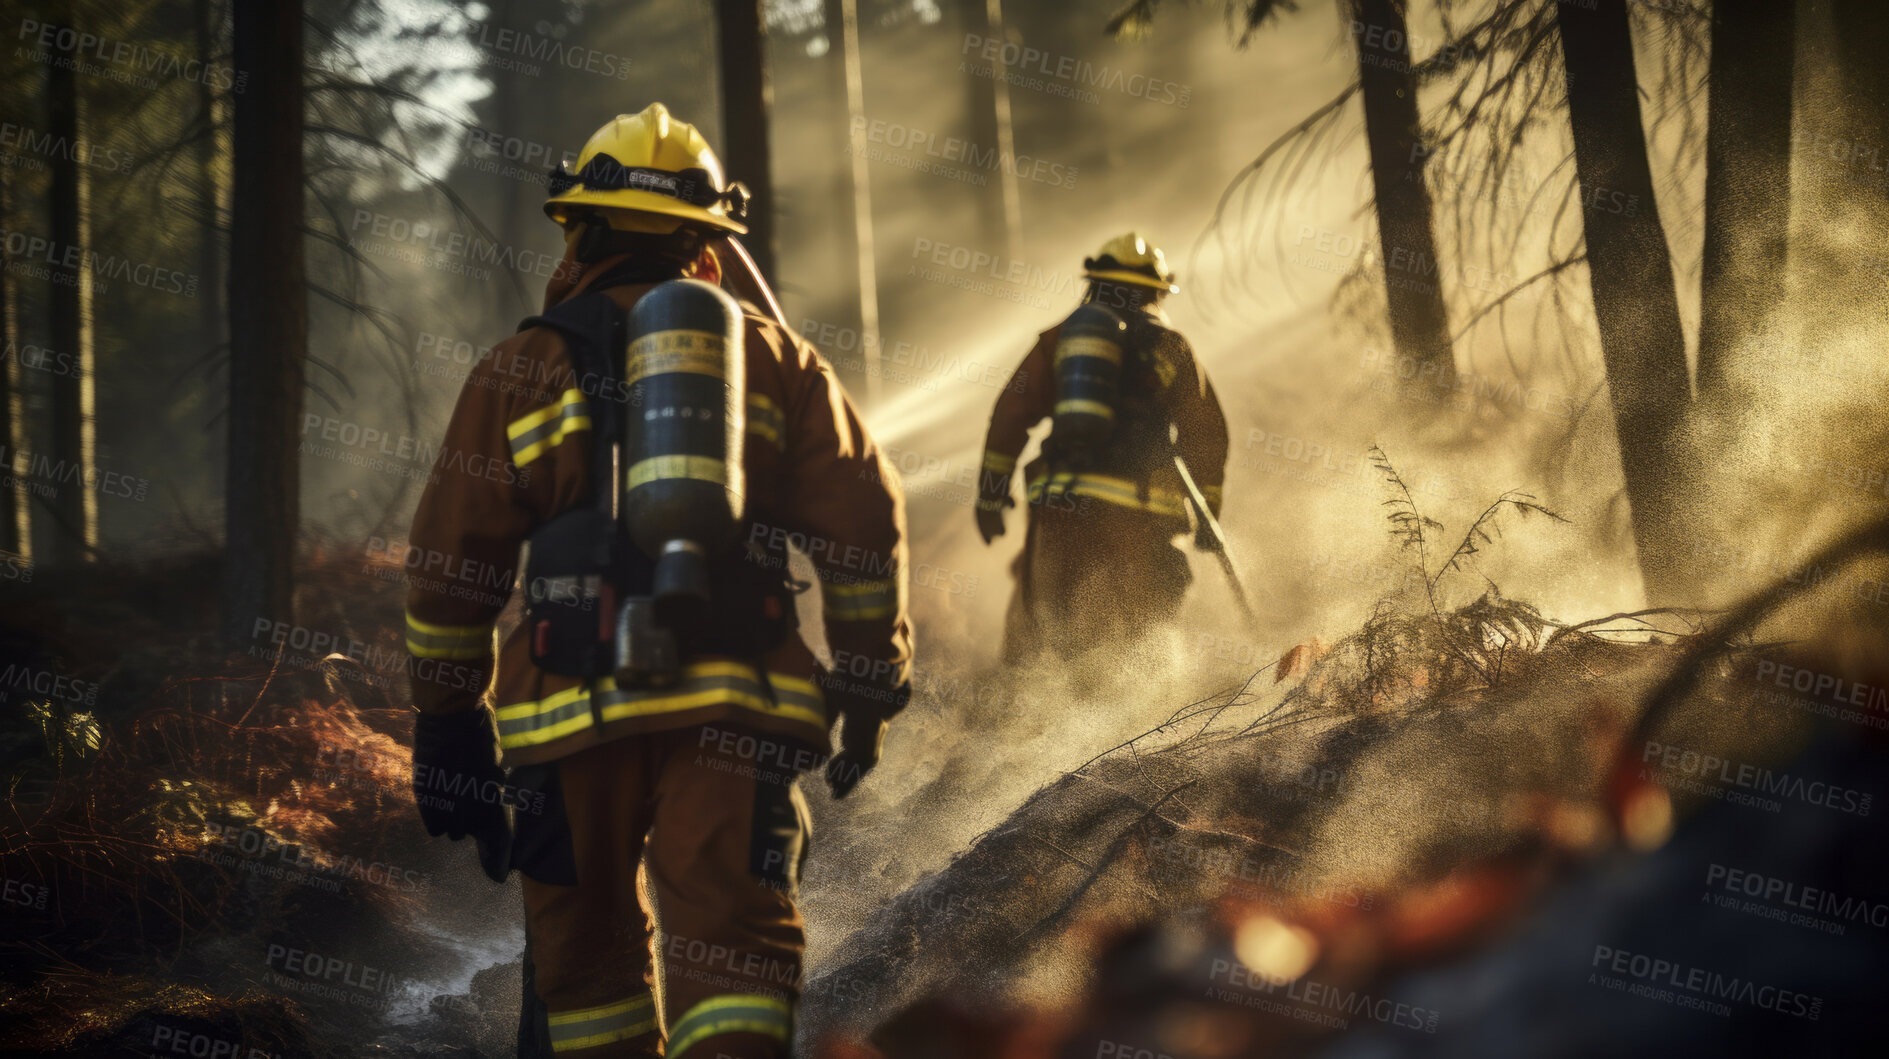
top-left (517, 291), bottom-right (627, 513)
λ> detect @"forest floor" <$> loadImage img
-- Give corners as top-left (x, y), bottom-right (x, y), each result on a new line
top-left (1, 543), bottom-right (1883, 1057)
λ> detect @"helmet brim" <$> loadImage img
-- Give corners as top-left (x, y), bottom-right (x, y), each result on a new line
top-left (1084, 268), bottom-right (1178, 294)
top-left (544, 186), bottom-right (749, 234)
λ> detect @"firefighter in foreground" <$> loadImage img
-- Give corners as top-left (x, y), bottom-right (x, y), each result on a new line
top-left (976, 233), bottom-right (1229, 663)
top-left (402, 104), bottom-right (912, 1057)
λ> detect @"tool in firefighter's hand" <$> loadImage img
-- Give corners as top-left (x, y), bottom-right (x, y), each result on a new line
top-left (411, 707), bottom-right (513, 882)
top-left (615, 279), bottom-right (746, 687)
top-left (1173, 451), bottom-right (1261, 629)
top-left (974, 494), bottom-right (1013, 544)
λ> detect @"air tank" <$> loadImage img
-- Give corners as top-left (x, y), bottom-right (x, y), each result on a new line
top-left (621, 279), bottom-right (746, 616)
top-left (1051, 303), bottom-right (1127, 457)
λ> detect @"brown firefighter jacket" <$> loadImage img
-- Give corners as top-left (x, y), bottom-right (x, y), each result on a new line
top-left (980, 305), bottom-right (1229, 525)
top-left (404, 252), bottom-right (913, 767)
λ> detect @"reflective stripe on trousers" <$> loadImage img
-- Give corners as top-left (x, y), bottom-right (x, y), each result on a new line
top-left (547, 991), bottom-right (659, 1053)
top-left (666, 993), bottom-right (793, 1057)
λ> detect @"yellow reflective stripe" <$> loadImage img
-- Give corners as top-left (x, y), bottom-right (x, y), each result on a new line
top-left (495, 663), bottom-right (826, 750)
top-left (1053, 334), bottom-right (1122, 364)
top-left (626, 329), bottom-right (728, 380)
top-left (404, 612), bottom-right (494, 660)
top-left (667, 994), bottom-right (792, 1057)
top-left (547, 991), bottom-right (657, 1052)
top-left (821, 578), bottom-right (899, 621)
top-left (507, 388), bottom-right (590, 468)
top-left (547, 994), bottom-right (654, 1025)
top-left (1054, 398), bottom-right (1115, 419)
top-left (626, 454), bottom-right (727, 489)
top-left (747, 393), bottom-right (785, 451)
top-left (981, 449), bottom-right (1016, 474)
top-left (1026, 472), bottom-right (1188, 518)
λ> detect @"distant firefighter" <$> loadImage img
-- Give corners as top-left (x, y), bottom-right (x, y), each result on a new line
top-left (976, 233), bottom-right (1229, 663)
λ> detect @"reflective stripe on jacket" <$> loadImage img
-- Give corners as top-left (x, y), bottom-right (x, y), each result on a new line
top-left (404, 249), bottom-right (913, 767)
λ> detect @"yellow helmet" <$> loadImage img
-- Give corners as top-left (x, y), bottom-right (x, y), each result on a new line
top-left (1082, 232), bottom-right (1178, 293)
top-left (543, 103), bottom-right (750, 234)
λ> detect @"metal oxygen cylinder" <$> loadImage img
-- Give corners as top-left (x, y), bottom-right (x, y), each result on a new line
top-left (614, 279), bottom-right (745, 683)
top-left (1051, 303), bottom-right (1128, 462)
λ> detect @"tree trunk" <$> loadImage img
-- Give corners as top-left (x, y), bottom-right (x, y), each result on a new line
top-left (197, 0), bottom-right (225, 374)
top-left (0, 160), bottom-right (24, 560)
top-left (1695, 0), bottom-right (1795, 399)
top-left (223, 0), bottom-right (306, 644)
top-left (1348, 0), bottom-right (1452, 372)
top-left (1557, 0), bottom-right (1694, 605)
top-left (715, 0), bottom-right (777, 282)
top-left (490, 0), bottom-right (533, 320)
top-left (45, 9), bottom-right (97, 566)
top-left (826, 0), bottom-right (883, 402)
top-left (962, 0), bottom-right (1023, 265)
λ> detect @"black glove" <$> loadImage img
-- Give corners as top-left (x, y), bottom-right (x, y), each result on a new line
top-left (412, 707), bottom-right (512, 880)
top-left (823, 680), bottom-right (911, 800)
top-left (974, 496), bottom-right (1011, 544)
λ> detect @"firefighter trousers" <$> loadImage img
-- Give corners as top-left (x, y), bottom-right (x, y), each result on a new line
top-left (511, 722), bottom-right (815, 1058)
top-left (1003, 497), bottom-right (1192, 664)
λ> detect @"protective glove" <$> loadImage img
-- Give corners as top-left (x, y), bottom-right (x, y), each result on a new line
top-left (824, 711), bottom-right (887, 800)
top-left (823, 680), bottom-right (911, 800)
top-left (412, 707), bottom-right (512, 881)
top-left (974, 496), bottom-right (1012, 544)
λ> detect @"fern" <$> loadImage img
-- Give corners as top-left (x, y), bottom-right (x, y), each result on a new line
top-left (1430, 491), bottom-right (1570, 594)
top-left (1366, 449), bottom-right (1570, 687)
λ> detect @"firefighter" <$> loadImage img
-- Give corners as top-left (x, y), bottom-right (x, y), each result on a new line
top-left (975, 233), bottom-right (1228, 664)
top-left (403, 103), bottom-right (912, 1058)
